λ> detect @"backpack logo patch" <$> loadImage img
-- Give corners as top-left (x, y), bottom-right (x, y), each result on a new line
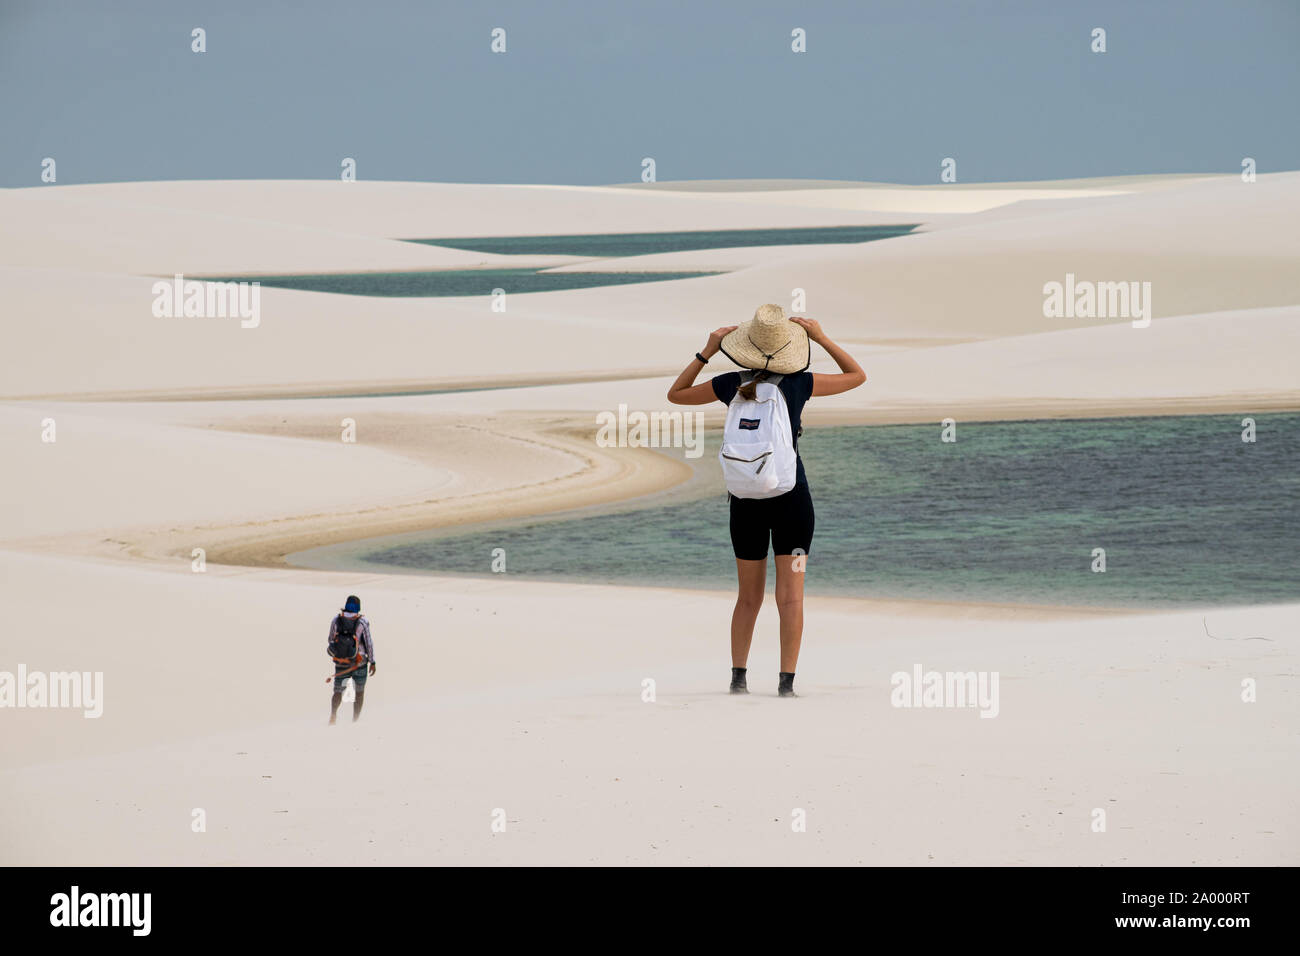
top-left (738, 418), bottom-right (761, 430)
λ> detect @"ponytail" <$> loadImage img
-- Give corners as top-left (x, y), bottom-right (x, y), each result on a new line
top-left (737, 371), bottom-right (769, 402)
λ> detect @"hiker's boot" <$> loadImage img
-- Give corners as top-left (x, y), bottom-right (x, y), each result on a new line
top-left (778, 672), bottom-right (797, 698)
top-left (729, 667), bottom-right (749, 694)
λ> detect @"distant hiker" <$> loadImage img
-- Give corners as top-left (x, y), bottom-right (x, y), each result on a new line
top-left (667, 305), bottom-right (866, 698)
top-left (328, 595), bottom-right (376, 724)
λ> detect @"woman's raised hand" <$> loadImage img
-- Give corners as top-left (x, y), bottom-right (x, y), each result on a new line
top-left (704, 325), bottom-right (738, 357)
top-left (791, 316), bottom-right (826, 344)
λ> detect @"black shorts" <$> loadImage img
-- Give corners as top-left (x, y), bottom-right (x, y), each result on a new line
top-left (728, 483), bottom-right (815, 561)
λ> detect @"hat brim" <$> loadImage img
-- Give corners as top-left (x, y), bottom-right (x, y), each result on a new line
top-left (718, 322), bottom-right (811, 374)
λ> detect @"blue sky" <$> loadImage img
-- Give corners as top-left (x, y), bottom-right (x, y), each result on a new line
top-left (2, 0), bottom-right (1297, 186)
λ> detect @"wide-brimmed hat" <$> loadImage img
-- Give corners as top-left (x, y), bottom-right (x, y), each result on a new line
top-left (719, 304), bottom-right (810, 374)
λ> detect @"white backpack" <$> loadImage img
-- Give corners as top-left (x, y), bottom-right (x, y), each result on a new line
top-left (719, 372), bottom-right (798, 499)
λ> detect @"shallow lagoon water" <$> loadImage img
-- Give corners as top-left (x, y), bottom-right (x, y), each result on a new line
top-left (320, 414), bottom-right (1299, 609)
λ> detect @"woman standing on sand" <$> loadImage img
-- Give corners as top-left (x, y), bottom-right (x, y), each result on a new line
top-left (667, 305), bottom-right (866, 697)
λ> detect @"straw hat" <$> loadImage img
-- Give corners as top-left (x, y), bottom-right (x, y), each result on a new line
top-left (719, 304), bottom-right (810, 374)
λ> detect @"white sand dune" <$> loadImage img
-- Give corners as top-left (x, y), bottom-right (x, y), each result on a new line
top-left (610, 174), bottom-right (1216, 192)
top-left (10, 173), bottom-right (1296, 399)
top-left (0, 266), bottom-right (693, 399)
top-left (633, 184), bottom-right (1137, 214)
top-left (5, 180), bottom-right (936, 243)
top-left (0, 189), bottom-right (563, 276)
top-left (1, 550), bottom-right (1294, 866)
top-left (2, 173), bottom-right (1297, 865)
top-left (669, 173), bottom-right (1300, 341)
top-left (831, 305), bottom-right (1300, 417)
top-left (0, 403), bottom-right (441, 540)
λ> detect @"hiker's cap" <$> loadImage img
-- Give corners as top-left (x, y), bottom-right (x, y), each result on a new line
top-left (343, 595), bottom-right (361, 613)
top-left (719, 304), bottom-right (810, 375)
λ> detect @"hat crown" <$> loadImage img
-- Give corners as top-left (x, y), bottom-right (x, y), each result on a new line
top-left (749, 304), bottom-right (789, 352)
top-left (718, 303), bottom-right (808, 374)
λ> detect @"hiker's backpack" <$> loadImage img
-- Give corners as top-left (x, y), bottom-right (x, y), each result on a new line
top-left (719, 372), bottom-right (798, 499)
top-left (329, 615), bottom-right (362, 661)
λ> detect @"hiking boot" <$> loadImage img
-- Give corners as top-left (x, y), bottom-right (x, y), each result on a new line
top-left (729, 667), bottom-right (749, 694)
top-left (778, 672), bottom-right (797, 698)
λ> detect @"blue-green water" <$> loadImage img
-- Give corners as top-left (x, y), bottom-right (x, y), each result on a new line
top-left (203, 268), bottom-right (720, 298)
top-left (209, 225), bottom-right (917, 297)
top-left (406, 224), bottom-right (919, 256)
top-left (349, 414), bottom-right (1300, 608)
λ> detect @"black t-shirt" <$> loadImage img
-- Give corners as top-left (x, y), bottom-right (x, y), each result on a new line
top-left (712, 371), bottom-right (814, 488)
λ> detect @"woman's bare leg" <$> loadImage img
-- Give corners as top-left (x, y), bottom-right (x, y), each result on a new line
top-left (731, 558), bottom-right (767, 667)
top-left (774, 555), bottom-right (805, 674)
